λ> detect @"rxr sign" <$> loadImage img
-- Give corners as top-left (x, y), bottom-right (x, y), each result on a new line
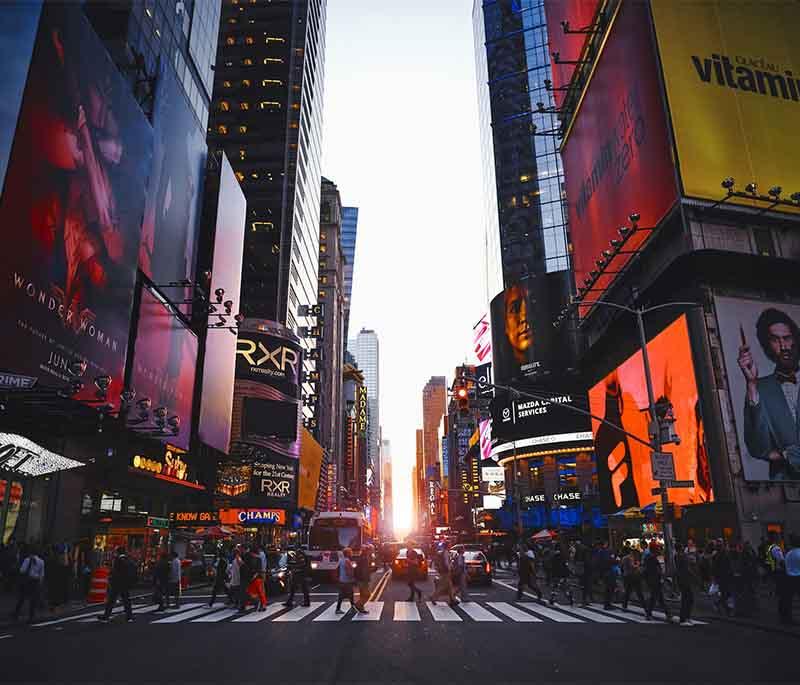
top-left (259, 478), bottom-right (292, 498)
top-left (236, 339), bottom-right (299, 375)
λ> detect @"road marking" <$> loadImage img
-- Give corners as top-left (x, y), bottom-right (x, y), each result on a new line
top-left (585, 604), bottom-right (655, 623)
top-left (313, 603), bottom-right (350, 622)
top-left (352, 601), bottom-right (383, 621)
top-left (151, 604), bottom-right (217, 623)
top-left (515, 602), bottom-right (584, 623)
top-left (190, 608), bottom-right (241, 623)
top-left (273, 602), bottom-right (324, 622)
top-left (393, 601), bottom-right (421, 621)
top-left (0, 634), bottom-right (12, 640)
top-left (77, 604), bottom-right (161, 622)
top-left (459, 602), bottom-right (502, 622)
top-left (426, 601), bottom-right (461, 622)
top-left (369, 570), bottom-right (392, 603)
top-left (551, 604), bottom-right (625, 623)
top-left (622, 604), bottom-right (706, 625)
top-left (34, 602), bottom-right (187, 627)
top-left (231, 604), bottom-right (286, 622)
top-left (487, 602), bottom-right (542, 622)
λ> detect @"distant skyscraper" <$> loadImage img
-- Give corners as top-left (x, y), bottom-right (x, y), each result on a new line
top-left (415, 428), bottom-right (424, 528)
top-left (381, 439), bottom-right (393, 537)
top-left (348, 329), bottom-right (381, 492)
top-left (422, 377), bottom-right (447, 476)
top-left (341, 206), bottom-right (359, 341)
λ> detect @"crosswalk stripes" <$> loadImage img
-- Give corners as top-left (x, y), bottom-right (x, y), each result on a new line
top-left (514, 602), bottom-right (584, 623)
top-left (273, 602), bottom-right (324, 622)
top-left (459, 602), bottom-right (502, 622)
top-left (314, 603), bottom-right (349, 622)
top-left (232, 604), bottom-right (286, 622)
top-left (621, 604), bottom-right (707, 625)
top-left (487, 602), bottom-right (542, 622)
top-left (425, 601), bottom-right (461, 622)
top-left (583, 604), bottom-right (654, 624)
top-left (393, 601), bottom-right (420, 621)
top-left (77, 604), bottom-right (162, 622)
top-left (191, 608), bottom-right (242, 623)
top-left (352, 602), bottom-right (383, 621)
top-left (151, 604), bottom-right (216, 623)
top-left (551, 604), bottom-right (625, 623)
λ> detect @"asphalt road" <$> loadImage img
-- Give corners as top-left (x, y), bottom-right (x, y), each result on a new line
top-left (0, 568), bottom-right (794, 683)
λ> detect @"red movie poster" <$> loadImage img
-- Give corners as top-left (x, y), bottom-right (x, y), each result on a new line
top-left (130, 288), bottom-right (198, 450)
top-left (544, 0), bottom-right (601, 108)
top-left (0, 7), bottom-right (152, 407)
top-left (561, 1), bottom-right (677, 313)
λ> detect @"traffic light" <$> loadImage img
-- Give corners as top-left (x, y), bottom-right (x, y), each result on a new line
top-left (455, 383), bottom-right (469, 414)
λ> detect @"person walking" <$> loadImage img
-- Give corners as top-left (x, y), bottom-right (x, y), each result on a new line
top-left (335, 547), bottom-right (356, 614)
top-left (239, 547), bottom-right (254, 610)
top-left (229, 549), bottom-right (243, 609)
top-left (643, 543), bottom-right (672, 622)
top-left (594, 541), bottom-right (617, 610)
top-left (13, 546), bottom-right (45, 623)
top-left (430, 544), bottom-right (455, 605)
top-left (284, 546), bottom-right (311, 608)
top-left (354, 545), bottom-right (372, 614)
top-left (579, 542), bottom-right (594, 606)
top-left (517, 542), bottom-right (543, 600)
top-left (452, 547), bottom-right (468, 603)
top-left (406, 547), bottom-right (423, 602)
top-left (153, 552), bottom-right (170, 611)
top-left (711, 540), bottom-right (734, 616)
top-left (245, 548), bottom-right (267, 611)
top-left (548, 544), bottom-right (573, 606)
top-left (621, 547), bottom-right (646, 611)
top-left (675, 547), bottom-right (696, 625)
top-left (778, 534), bottom-right (800, 626)
top-left (98, 547), bottom-right (136, 623)
top-left (209, 553), bottom-right (231, 607)
top-left (167, 551), bottom-right (182, 609)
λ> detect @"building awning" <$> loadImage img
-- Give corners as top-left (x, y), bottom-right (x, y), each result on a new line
top-left (0, 433), bottom-right (84, 477)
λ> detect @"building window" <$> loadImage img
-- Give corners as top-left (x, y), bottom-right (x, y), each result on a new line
top-left (245, 36), bottom-right (255, 45)
top-left (223, 80), bottom-right (232, 89)
top-left (250, 172), bottom-right (259, 180)
top-left (240, 102), bottom-right (250, 111)
top-left (242, 79), bottom-right (252, 88)
top-left (265, 36), bottom-right (286, 44)
top-left (318, 290), bottom-right (326, 299)
top-left (272, 244), bottom-right (280, 255)
top-left (219, 101), bottom-right (230, 111)
top-left (239, 149), bottom-right (246, 160)
top-left (242, 58), bottom-right (253, 66)
top-left (217, 124), bottom-right (228, 134)
top-left (263, 57), bottom-right (283, 64)
top-left (319, 274), bottom-right (328, 285)
top-left (319, 244), bottom-right (327, 254)
top-left (259, 101), bottom-right (281, 110)
top-left (238, 125), bottom-right (248, 134)
top-left (262, 79), bottom-right (283, 87)
top-left (235, 171), bottom-right (245, 182)
top-left (226, 36), bottom-right (236, 46)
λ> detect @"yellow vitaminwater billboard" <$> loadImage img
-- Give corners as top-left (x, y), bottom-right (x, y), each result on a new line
top-left (652, 0), bottom-right (800, 211)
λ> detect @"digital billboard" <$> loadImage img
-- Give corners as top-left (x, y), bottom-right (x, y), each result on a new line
top-left (588, 315), bottom-right (713, 512)
top-left (129, 288), bottom-right (198, 450)
top-left (0, 6), bottom-right (152, 408)
top-left (298, 428), bottom-right (323, 510)
top-left (543, 0), bottom-right (601, 109)
top-left (561, 0), bottom-right (677, 309)
top-left (490, 271), bottom-right (572, 385)
top-left (215, 454), bottom-right (299, 511)
top-left (652, 0), bottom-right (800, 213)
top-left (139, 65), bottom-right (207, 299)
top-left (714, 297), bottom-right (800, 481)
top-left (198, 153), bottom-right (246, 453)
top-left (471, 313), bottom-right (492, 364)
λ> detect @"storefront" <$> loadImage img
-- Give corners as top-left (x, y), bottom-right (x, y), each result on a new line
top-left (218, 507), bottom-right (297, 549)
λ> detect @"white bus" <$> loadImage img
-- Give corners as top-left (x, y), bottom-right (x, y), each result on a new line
top-left (307, 511), bottom-right (370, 578)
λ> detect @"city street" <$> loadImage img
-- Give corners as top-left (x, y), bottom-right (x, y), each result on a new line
top-left (1, 569), bottom-right (794, 682)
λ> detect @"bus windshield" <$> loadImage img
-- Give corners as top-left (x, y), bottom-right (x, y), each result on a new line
top-left (309, 523), bottom-right (361, 551)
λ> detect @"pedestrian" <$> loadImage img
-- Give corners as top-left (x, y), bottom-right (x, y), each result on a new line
top-left (452, 547), bottom-right (468, 602)
top-left (229, 548), bottom-right (243, 609)
top-left (711, 540), bottom-right (734, 616)
top-left (13, 545), bottom-right (44, 623)
top-left (245, 548), bottom-right (267, 611)
top-left (405, 546), bottom-right (423, 602)
top-left (594, 541), bottom-right (616, 610)
top-left (579, 542), bottom-right (594, 606)
top-left (98, 547), bottom-right (136, 623)
top-left (517, 542), bottom-right (543, 600)
top-left (354, 545), bottom-right (372, 614)
top-left (239, 547), bottom-right (254, 610)
top-left (675, 547), bottom-right (696, 625)
top-left (209, 553), bottom-right (231, 607)
top-left (335, 547), bottom-right (356, 614)
top-left (778, 533), bottom-right (800, 626)
top-left (621, 547), bottom-right (646, 611)
top-left (284, 545), bottom-right (311, 608)
top-left (643, 542), bottom-right (673, 622)
top-left (167, 551), bottom-right (182, 608)
top-left (548, 544), bottom-right (573, 606)
top-left (430, 544), bottom-right (455, 605)
top-left (153, 552), bottom-right (170, 611)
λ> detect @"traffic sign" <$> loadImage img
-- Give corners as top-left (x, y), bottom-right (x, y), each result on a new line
top-left (652, 480), bottom-right (694, 495)
top-left (650, 451), bottom-right (675, 481)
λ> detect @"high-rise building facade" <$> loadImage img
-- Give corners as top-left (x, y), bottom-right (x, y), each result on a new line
top-left (381, 439), bottom-right (393, 537)
top-left (340, 206), bottom-right (359, 341)
top-left (208, 0), bottom-right (327, 346)
top-left (348, 329), bottom-right (381, 490)
top-left (422, 377), bottom-right (447, 476)
top-left (415, 428), bottom-right (425, 529)
top-left (473, 0), bottom-right (570, 285)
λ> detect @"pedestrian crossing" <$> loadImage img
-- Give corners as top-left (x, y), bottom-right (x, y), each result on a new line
top-left (32, 599), bottom-right (707, 628)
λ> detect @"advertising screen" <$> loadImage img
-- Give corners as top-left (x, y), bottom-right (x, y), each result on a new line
top-left (129, 288), bottom-right (198, 450)
top-left (543, 0), bottom-right (601, 108)
top-left (561, 0), bottom-right (677, 309)
top-left (198, 153), bottom-right (246, 453)
top-left (139, 66), bottom-right (207, 299)
top-left (490, 271), bottom-right (571, 385)
top-left (588, 315), bottom-right (713, 512)
top-left (215, 453), bottom-right (298, 510)
top-left (714, 297), bottom-right (800, 481)
top-left (652, 0), bottom-right (800, 213)
top-left (471, 313), bottom-right (492, 364)
top-left (298, 428), bottom-right (323, 510)
top-left (0, 6), bottom-right (152, 408)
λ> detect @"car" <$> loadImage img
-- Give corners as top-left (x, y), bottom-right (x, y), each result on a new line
top-left (462, 550), bottom-right (492, 586)
top-left (392, 548), bottom-right (428, 580)
top-left (450, 543), bottom-right (486, 554)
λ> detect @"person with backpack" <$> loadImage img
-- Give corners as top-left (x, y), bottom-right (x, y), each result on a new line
top-left (430, 544), bottom-right (455, 605)
top-left (98, 547), bottom-right (136, 623)
top-left (13, 545), bottom-right (45, 623)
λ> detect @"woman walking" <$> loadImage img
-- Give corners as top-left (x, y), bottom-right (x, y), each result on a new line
top-left (209, 553), bottom-right (231, 607)
top-left (335, 547), bottom-right (356, 614)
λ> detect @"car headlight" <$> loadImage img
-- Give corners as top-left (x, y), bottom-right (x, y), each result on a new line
top-left (310, 562), bottom-right (318, 569)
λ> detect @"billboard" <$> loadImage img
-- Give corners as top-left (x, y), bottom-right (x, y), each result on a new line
top-left (129, 288), bottom-right (198, 450)
top-left (0, 6), bottom-right (152, 408)
top-left (139, 65), bottom-right (207, 299)
top-left (298, 427), bottom-right (323, 510)
top-left (588, 315), bottom-right (713, 512)
top-left (471, 313), bottom-right (492, 364)
top-left (561, 0), bottom-right (677, 308)
top-left (198, 153), bottom-right (246, 453)
top-left (714, 297), bottom-right (800, 481)
top-left (652, 0), bottom-right (800, 213)
top-left (215, 455), bottom-right (299, 510)
top-left (543, 0), bottom-right (601, 108)
top-left (490, 271), bottom-right (572, 385)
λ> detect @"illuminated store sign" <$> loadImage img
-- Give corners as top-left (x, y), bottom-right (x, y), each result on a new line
top-left (219, 508), bottom-right (286, 525)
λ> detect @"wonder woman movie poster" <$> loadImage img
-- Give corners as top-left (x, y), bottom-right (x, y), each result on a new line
top-left (129, 288), bottom-right (198, 450)
top-left (0, 6), bottom-right (152, 408)
top-left (588, 315), bottom-right (713, 512)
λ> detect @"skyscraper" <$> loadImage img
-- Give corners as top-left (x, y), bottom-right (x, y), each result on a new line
top-left (473, 0), bottom-right (570, 287)
top-left (208, 0), bottom-right (327, 343)
top-left (381, 439), bottom-right (393, 537)
top-left (340, 206), bottom-right (359, 341)
top-left (415, 428), bottom-right (424, 529)
top-left (422, 377), bottom-right (447, 477)
top-left (348, 329), bottom-right (381, 490)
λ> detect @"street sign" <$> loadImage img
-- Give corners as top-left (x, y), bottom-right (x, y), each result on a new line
top-left (650, 451), bottom-right (675, 481)
top-left (652, 480), bottom-right (694, 495)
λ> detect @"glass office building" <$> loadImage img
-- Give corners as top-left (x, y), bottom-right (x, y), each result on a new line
top-left (340, 206), bottom-right (359, 341)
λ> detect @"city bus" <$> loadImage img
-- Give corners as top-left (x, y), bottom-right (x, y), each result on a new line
top-left (307, 511), bottom-right (371, 579)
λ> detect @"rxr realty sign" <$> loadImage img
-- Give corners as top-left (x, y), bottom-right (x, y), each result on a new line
top-left (251, 460), bottom-right (297, 502)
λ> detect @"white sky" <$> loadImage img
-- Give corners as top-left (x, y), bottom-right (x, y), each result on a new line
top-left (321, 1), bottom-right (485, 534)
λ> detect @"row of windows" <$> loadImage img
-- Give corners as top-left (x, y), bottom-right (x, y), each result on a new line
top-left (225, 35), bottom-right (286, 46)
top-left (218, 100), bottom-right (281, 111)
top-left (221, 78), bottom-right (284, 89)
top-left (226, 57), bottom-right (285, 67)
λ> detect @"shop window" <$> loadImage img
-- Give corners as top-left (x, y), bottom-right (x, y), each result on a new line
top-left (99, 493), bottom-right (122, 512)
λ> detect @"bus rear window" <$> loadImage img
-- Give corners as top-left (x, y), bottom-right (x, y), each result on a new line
top-left (309, 525), bottom-right (360, 551)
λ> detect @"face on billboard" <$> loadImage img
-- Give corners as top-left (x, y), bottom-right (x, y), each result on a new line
top-left (129, 288), bottom-right (198, 450)
top-left (588, 315), bottom-right (713, 512)
top-left (561, 1), bottom-right (677, 309)
top-left (651, 1), bottom-right (800, 214)
top-left (198, 154), bottom-right (246, 453)
top-left (714, 297), bottom-right (800, 481)
top-left (0, 7), bottom-right (152, 407)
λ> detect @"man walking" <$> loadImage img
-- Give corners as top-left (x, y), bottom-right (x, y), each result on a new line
top-left (153, 552), bottom-right (170, 611)
top-left (621, 547), bottom-right (646, 611)
top-left (779, 534), bottom-right (800, 626)
top-left (406, 547), bottom-right (423, 602)
top-left (675, 547), bottom-right (696, 625)
top-left (517, 542), bottom-right (543, 600)
top-left (284, 545), bottom-right (311, 609)
top-left (430, 544), bottom-right (455, 605)
top-left (209, 553), bottom-right (231, 607)
top-left (354, 545), bottom-right (372, 614)
top-left (98, 547), bottom-right (136, 623)
top-left (643, 543), bottom-right (672, 622)
top-left (167, 551), bottom-right (182, 609)
top-left (335, 547), bottom-right (356, 614)
top-left (13, 545), bottom-right (44, 623)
